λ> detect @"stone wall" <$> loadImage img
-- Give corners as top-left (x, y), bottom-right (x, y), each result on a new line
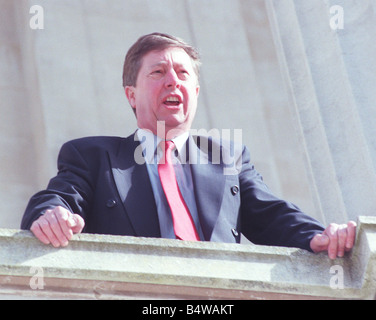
top-left (1, 216), bottom-right (375, 300)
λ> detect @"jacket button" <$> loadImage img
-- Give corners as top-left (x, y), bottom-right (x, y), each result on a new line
top-left (106, 199), bottom-right (117, 208)
top-left (231, 185), bottom-right (239, 195)
top-left (231, 228), bottom-right (239, 237)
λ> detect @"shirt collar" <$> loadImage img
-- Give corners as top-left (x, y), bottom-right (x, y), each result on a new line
top-left (136, 128), bottom-right (189, 164)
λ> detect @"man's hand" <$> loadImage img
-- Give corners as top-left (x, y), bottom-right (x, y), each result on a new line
top-left (310, 221), bottom-right (357, 259)
top-left (30, 206), bottom-right (85, 247)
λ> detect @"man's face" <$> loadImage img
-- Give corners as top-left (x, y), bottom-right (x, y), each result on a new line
top-left (125, 47), bottom-right (200, 138)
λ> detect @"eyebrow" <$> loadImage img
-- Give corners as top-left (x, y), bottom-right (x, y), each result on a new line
top-left (148, 61), bottom-right (190, 70)
top-left (148, 62), bottom-right (167, 69)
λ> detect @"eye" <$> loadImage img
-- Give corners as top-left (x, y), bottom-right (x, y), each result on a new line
top-left (149, 69), bottom-right (164, 79)
top-left (178, 69), bottom-right (189, 79)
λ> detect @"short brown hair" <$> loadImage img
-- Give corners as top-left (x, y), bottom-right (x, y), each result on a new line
top-left (122, 32), bottom-right (201, 87)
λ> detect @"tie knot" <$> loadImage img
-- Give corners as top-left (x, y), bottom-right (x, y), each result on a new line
top-left (163, 140), bottom-right (175, 151)
top-left (159, 140), bottom-right (176, 165)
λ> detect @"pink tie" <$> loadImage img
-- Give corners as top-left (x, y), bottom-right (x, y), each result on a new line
top-left (158, 140), bottom-right (200, 241)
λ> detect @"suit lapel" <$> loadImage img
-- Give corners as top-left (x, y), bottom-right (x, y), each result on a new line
top-left (109, 134), bottom-right (161, 238)
top-left (188, 136), bottom-right (226, 241)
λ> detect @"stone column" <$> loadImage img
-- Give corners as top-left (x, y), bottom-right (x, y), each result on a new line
top-left (0, 1), bottom-right (50, 227)
top-left (266, 0), bottom-right (376, 224)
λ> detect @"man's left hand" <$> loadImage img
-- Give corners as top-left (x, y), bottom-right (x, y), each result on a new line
top-left (310, 221), bottom-right (357, 259)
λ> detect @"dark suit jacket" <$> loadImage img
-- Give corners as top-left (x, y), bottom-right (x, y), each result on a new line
top-left (21, 133), bottom-right (324, 251)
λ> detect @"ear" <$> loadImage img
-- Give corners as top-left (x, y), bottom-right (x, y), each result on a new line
top-left (124, 86), bottom-right (136, 110)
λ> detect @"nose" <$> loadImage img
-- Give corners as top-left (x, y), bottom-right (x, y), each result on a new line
top-left (165, 69), bottom-right (181, 89)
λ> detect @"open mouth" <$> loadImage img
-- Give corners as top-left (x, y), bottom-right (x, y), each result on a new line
top-left (163, 96), bottom-right (182, 107)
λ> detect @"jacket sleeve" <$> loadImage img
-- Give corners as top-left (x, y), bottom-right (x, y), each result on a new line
top-left (20, 141), bottom-right (93, 230)
top-left (238, 145), bottom-right (325, 251)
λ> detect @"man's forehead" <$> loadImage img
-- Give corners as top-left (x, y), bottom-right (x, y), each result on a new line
top-left (142, 47), bottom-right (193, 67)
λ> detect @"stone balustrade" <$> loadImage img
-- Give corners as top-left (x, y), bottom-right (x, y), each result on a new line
top-left (0, 216), bottom-right (375, 300)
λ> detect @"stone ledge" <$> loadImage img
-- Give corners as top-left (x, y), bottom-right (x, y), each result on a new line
top-left (1, 216), bottom-right (375, 299)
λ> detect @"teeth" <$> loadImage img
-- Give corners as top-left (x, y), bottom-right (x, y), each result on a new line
top-left (165, 97), bottom-right (180, 102)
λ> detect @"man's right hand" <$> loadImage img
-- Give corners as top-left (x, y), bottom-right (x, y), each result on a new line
top-left (30, 206), bottom-right (85, 247)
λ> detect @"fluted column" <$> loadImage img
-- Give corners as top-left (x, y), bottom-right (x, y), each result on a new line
top-left (266, 0), bottom-right (376, 224)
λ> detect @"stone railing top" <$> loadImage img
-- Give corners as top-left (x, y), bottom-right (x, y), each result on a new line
top-left (1, 216), bottom-right (376, 299)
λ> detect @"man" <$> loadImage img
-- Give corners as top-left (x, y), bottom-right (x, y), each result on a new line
top-left (21, 33), bottom-right (356, 259)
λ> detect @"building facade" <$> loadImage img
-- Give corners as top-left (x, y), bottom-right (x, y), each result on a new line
top-left (1, 0), bottom-right (375, 230)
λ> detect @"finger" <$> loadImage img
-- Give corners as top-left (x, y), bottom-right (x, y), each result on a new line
top-left (310, 233), bottom-right (330, 253)
top-left (30, 220), bottom-right (50, 245)
top-left (67, 215), bottom-right (76, 228)
top-left (337, 224), bottom-right (348, 257)
top-left (44, 210), bottom-right (69, 247)
top-left (326, 223), bottom-right (339, 260)
top-left (68, 214), bottom-right (85, 234)
top-left (53, 207), bottom-right (74, 241)
top-left (36, 216), bottom-right (61, 247)
top-left (345, 221), bottom-right (357, 251)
